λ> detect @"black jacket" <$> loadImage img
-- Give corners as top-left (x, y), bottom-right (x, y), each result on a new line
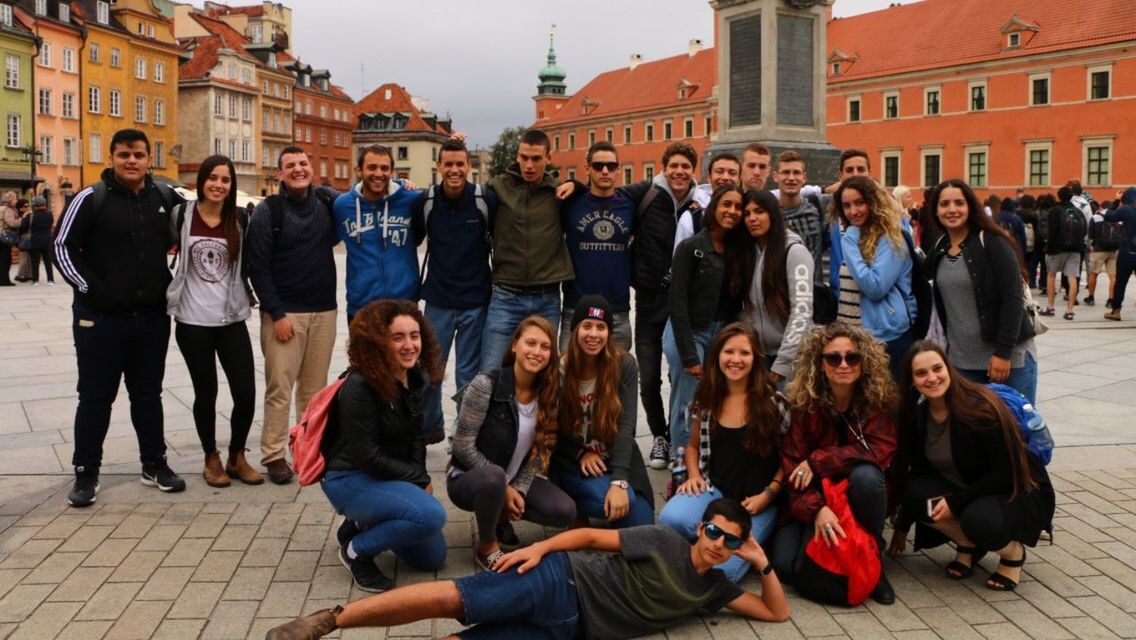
top-left (669, 230), bottom-right (730, 367)
top-left (622, 178), bottom-right (693, 294)
top-left (19, 209), bottom-right (54, 251)
top-left (323, 370), bottom-right (430, 487)
top-left (450, 366), bottom-right (523, 474)
top-left (927, 230), bottom-right (1032, 360)
top-left (53, 169), bottom-right (179, 312)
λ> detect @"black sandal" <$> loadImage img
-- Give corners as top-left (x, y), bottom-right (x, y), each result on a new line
top-left (986, 547), bottom-right (1026, 591)
top-left (945, 545), bottom-right (983, 579)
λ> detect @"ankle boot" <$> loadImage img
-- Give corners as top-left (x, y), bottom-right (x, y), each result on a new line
top-left (226, 449), bottom-right (265, 485)
top-left (203, 451), bottom-right (230, 487)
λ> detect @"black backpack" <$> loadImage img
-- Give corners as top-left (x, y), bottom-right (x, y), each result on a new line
top-left (1055, 205), bottom-right (1087, 252)
top-left (1090, 217), bottom-right (1122, 251)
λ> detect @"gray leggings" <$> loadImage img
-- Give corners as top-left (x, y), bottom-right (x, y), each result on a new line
top-left (446, 465), bottom-right (576, 544)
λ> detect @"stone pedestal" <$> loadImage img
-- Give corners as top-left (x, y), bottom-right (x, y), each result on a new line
top-left (707, 0), bottom-right (840, 184)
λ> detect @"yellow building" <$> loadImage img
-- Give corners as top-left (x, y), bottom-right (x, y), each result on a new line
top-left (76, 0), bottom-right (180, 186)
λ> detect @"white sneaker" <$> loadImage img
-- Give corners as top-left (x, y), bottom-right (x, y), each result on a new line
top-left (649, 436), bottom-right (670, 470)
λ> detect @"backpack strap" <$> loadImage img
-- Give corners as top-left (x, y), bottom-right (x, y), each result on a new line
top-left (635, 185), bottom-right (661, 227)
top-left (167, 202), bottom-right (188, 270)
top-left (266, 194), bottom-right (286, 237)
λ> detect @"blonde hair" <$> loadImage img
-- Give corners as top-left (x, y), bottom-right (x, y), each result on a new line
top-left (831, 176), bottom-right (906, 263)
top-left (786, 322), bottom-right (897, 415)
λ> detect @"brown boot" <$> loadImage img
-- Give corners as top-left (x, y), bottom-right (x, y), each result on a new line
top-left (226, 450), bottom-right (265, 485)
top-left (1104, 308), bottom-right (1122, 321)
top-left (203, 451), bottom-right (230, 488)
top-left (265, 459), bottom-right (294, 485)
top-left (265, 605), bottom-right (342, 640)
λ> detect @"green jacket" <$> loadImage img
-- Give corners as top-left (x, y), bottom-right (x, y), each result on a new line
top-left (487, 165), bottom-right (573, 286)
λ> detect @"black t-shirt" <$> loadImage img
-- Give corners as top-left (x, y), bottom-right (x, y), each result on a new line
top-left (709, 424), bottom-right (779, 500)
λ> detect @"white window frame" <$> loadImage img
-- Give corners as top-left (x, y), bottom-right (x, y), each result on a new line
top-left (58, 2), bottom-right (69, 22)
top-left (883, 91), bottom-right (899, 119)
top-left (5, 54), bottom-right (20, 89)
top-left (88, 42), bottom-right (100, 63)
top-left (1024, 141), bottom-right (1053, 188)
top-left (153, 98), bottom-right (164, 125)
top-left (880, 149), bottom-right (902, 188)
top-left (96, 1), bottom-right (109, 25)
top-left (644, 162), bottom-right (655, 181)
top-left (62, 48), bottom-right (75, 73)
top-left (919, 146), bottom-right (944, 188)
top-left (109, 48), bottom-right (120, 68)
top-left (6, 114), bottom-right (21, 148)
top-left (62, 92), bottom-right (75, 118)
top-left (39, 135), bottom-right (53, 164)
top-left (846, 94), bottom-right (862, 123)
top-left (1029, 72), bottom-right (1050, 107)
top-left (35, 0), bottom-right (47, 15)
top-left (963, 144), bottom-right (990, 187)
top-left (1081, 137), bottom-right (1114, 188)
top-left (153, 141), bottom-right (164, 168)
top-left (63, 137), bottom-right (79, 166)
top-left (1087, 64), bottom-right (1112, 101)
top-left (37, 88), bottom-right (51, 115)
top-left (967, 80), bottom-right (987, 112)
top-left (154, 62), bottom-right (164, 83)
top-left (923, 86), bottom-right (941, 116)
top-left (0, 5), bottom-right (11, 26)
top-left (38, 42), bottom-right (52, 68)
top-left (109, 89), bottom-right (120, 117)
top-left (87, 85), bottom-right (101, 114)
top-left (135, 57), bottom-right (146, 80)
top-left (134, 95), bottom-right (146, 123)
top-left (89, 133), bottom-right (103, 164)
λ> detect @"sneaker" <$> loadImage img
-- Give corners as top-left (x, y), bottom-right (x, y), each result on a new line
top-left (68, 468), bottom-right (99, 508)
top-left (649, 436), bottom-right (670, 470)
top-left (141, 460), bottom-right (186, 493)
top-left (265, 605), bottom-right (342, 640)
top-left (1104, 309), bottom-right (1122, 321)
top-left (47, 281), bottom-right (55, 286)
top-left (1084, 295), bottom-right (1095, 306)
top-left (338, 544), bottom-right (393, 593)
top-left (336, 517), bottom-right (360, 547)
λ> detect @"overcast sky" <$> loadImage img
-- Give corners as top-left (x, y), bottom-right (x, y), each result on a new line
top-left (192, 0), bottom-right (904, 147)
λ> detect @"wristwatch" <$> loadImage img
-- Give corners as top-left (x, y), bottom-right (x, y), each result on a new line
top-left (759, 562), bottom-right (775, 576)
top-left (610, 480), bottom-right (629, 490)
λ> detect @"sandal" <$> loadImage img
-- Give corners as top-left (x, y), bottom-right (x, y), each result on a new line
top-left (1038, 307), bottom-right (1055, 317)
top-left (1063, 311), bottom-right (1075, 320)
top-left (945, 545), bottom-right (984, 579)
top-left (474, 548), bottom-right (505, 572)
top-left (986, 547), bottom-right (1026, 591)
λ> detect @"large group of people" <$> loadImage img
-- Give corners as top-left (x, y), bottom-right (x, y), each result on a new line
top-left (32, 125), bottom-right (1129, 638)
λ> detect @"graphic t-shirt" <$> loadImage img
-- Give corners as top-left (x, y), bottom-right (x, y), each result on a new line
top-left (576, 378), bottom-right (608, 458)
top-left (178, 208), bottom-right (231, 326)
top-left (563, 192), bottom-right (634, 311)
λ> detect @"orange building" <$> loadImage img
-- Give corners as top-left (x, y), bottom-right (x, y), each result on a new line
top-left (289, 61), bottom-right (353, 191)
top-left (534, 36), bottom-right (717, 184)
top-left (826, 0), bottom-right (1136, 199)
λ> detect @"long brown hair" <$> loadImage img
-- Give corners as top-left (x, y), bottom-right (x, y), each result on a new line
top-left (704, 183), bottom-right (754, 300)
top-left (831, 175), bottom-right (906, 264)
top-left (741, 189), bottom-right (790, 324)
top-left (502, 316), bottom-right (560, 473)
top-left (691, 322), bottom-right (781, 457)
top-left (347, 300), bottom-right (443, 401)
top-left (896, 341), bottom-right (1038, 499)
top-left (560, 320), bottom-right (626, 447)
top-left (787, 322), bottom-right (897, 415)
top-left (195, 155), bottom-right (242, 265)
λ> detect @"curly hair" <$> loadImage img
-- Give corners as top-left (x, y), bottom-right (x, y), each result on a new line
top-left (831, 175), bottom-right (906, 264)
top-left (786, 322), bottom-right (897, 415)
top-left (691, 322), bottom-right (781, 457)
top-left (347, 300), bottom-right (443, 401)
top-left (560, 321), bottom-right (625, 447)
top-left (502, 316), bottom-right (560, 474)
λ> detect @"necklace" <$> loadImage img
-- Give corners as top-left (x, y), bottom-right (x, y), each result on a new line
top-left (838, 410), bottom-right (872, 454)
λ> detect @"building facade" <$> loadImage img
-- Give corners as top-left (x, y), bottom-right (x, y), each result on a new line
top-left (351, 82), bottom-right (452, 188)
top-left (826, 0), bottom-right (1136, 199)
top-left (289, 61), bottom-right (353, 191)
top-left (201, 1), bottom-right (291, 54)
top-left (15, 0), bottom-right (82, 215)
top-left (0, 4), bottom-right (36, 195)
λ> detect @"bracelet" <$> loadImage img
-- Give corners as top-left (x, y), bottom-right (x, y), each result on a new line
top-left (762, 484), bottom-right (779, 498)
top-left (759, 562), bottom-right (775, 576)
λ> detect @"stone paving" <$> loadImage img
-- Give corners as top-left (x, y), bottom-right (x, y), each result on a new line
top-left (2, 257), bottom-right (1136, 639)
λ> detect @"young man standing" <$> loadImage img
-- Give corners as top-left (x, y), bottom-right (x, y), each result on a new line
top-left (560, 141), bottom-right (634, 350)
top-left (1041, 186), bottom-right (1085, 321)
top-left (773, 150), bottom-right (824, 258)
top-left (415, 139), bottom-right (498, 442)
top-left (246, 147), bottom-right (339, 484)
top-left (741, 142), bottom-right (773, 192)
top-left (54, 129), bottom-right (185, 506)
top-left (480, 129), bottom-right (572, 371)
top-left (266, 498), bottom-right (789, 639)
top-left (673, 152), bottom-right (742, 250)
top-left (332, 144), bottom-right (420, 323)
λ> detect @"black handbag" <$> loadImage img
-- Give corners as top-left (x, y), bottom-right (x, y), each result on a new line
top-left (0, 228), bottom-right (16, 246)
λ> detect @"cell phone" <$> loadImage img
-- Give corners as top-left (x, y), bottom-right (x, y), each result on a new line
top-left (927, 497), bottom-right (944, 517)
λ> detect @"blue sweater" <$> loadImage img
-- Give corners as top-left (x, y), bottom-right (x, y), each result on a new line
top-left (562, 191), bottom-right (635, 311)
top-left (839, 225), bottom-right (915, 342)
top-left (413, 183), bottom-right (498, 310)
top-left (332, 181), bottom-right (421, 316)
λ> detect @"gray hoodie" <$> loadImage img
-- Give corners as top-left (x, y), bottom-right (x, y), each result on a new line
top-left (744, 230), bottom-right (814, 380)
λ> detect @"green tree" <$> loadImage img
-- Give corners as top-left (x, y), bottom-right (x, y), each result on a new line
top-left (488, 126), bottom-right (526, 178)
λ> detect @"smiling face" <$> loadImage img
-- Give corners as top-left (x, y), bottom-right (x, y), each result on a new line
top-left (201, 163), bottom-right (232, 205)
top-left (774, 161), bottom-right (806, 197)
top-left (436, 149), bottom-right (469, 192)
top-left (718, 333), bottom-right (754, 383)
top-left (664, 154), bottom-right (694, 196)
top-left (822, 336), bottom-right (863, 388)
top-left (512, 325), bottom-right (552, 376)
top-left (694, 515), bottom-right (743, 566)
top-left (575, 319), bottom-right (609, 358)
top-left (715, 190), bottom-right (743, 231)
top-left (744, 201), bottom-right (771, 240)
top-left (359, 150), bottom-right (394, 200)
top-left (911, 350), bottom-right (951, 402)
top-left (708, 158), bottom-right (740, 190)
top-left (840, 155), bottom-right (871, 180)
top-left (278, 151), bottom-right (313, 194)
top-left (841, 186), bottom-right (871, 227)
top-left (387, 314), bottom-right (422, 373)
top-left (936, 186), bottom-right (970, 234)
top-left (111, 141), bottom-right (151, 190)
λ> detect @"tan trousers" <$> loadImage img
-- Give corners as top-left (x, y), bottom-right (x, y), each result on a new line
top-left (259, 309), bottom-right (337, 464)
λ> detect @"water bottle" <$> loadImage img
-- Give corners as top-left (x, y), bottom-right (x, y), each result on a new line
top-left (668, 446), bottom-right (687, 499)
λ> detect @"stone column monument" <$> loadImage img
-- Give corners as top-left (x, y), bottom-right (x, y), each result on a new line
top-left (707, 0), bottom-right (840, 185)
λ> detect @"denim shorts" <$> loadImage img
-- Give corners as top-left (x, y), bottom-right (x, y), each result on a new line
top-left (454, 551), bottom-right (581, 639)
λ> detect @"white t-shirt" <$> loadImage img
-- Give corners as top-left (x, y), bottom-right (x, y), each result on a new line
top-left (504, 398), bottom-right (538, 481)
top-left (177, 207), bottom-right (231, 326)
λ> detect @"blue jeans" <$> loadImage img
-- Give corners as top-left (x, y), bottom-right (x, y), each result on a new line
top-left (454, 551), bottom-right (580, 639)
top-left (321, 470), bottom-right (447, 570)
top-left (958, 352), bottom-right (1038, 406)
top-left (658, 487), bottom-right (777, 583)
top-left (480, 285), bottom-right (561, 372)
top-left (663, 320), bottom-right (723, 449)
top-left (423, 303), bottom-right (487, 437)
top-left (556, 469), bottom-right (654, 528)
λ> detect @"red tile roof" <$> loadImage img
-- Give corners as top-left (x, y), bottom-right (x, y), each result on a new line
top-left (828, 0), bottom-right (1136, 82)
top-left (541, 48), bottom-right (716, 126)
top-left (353, 83), bottom-right (443, 133)
top-left (179, 36), bottom-right (222, 80)
top-left (206, 4), bottom-right (264, 18)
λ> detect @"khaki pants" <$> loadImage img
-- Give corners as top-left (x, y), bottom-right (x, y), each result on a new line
top-left (259, 309), bottom-right (337, 464)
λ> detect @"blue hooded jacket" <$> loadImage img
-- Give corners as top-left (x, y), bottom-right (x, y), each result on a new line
top-left (332, 180), bottom-right (421, 315)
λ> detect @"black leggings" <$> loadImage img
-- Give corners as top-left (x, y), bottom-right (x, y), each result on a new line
top-left (446, 465), bottom-right (576, 544)
top-left (29, 249), bottom-right (53, 282)
top-left (174, 321), bottom-right (256, 454)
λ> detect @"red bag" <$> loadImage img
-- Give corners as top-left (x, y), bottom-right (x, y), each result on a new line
top-left (796, 478), bottom-right (881, 606)
top-left (289, 372), bottom-right (348, 486)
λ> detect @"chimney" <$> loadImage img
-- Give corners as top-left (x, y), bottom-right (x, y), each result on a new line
top-left (688, 38), bottom-right (703, 57)
top-left (629, 53), bottom-right (643, 70)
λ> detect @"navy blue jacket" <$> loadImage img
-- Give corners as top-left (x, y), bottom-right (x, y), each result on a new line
top-left (412, 183), bottom-right (498, 310)
top-left (1104, 203), bottom-right (1136, 253)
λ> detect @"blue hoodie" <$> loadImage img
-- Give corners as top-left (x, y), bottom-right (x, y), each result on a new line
top-left (332, 180), bottom-right (421, 316)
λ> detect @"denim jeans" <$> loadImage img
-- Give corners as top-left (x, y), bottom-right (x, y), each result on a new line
top-left (454, 551), bottom-right (580, 639)
top-left (958, 352), bottom-right (1038, 406)
top-left (480, 285), bottom-right (561, 372)
top-left (321, 470), bottom-right (447, 570)
top-left (423, 303), bottom-right (487, 438)
top-left (71, 305), bottom-right (171, 469)
top-left (556, 468), bottom-right (653, 528)
top-left (558, 309), bottom-right (631, 353)
top-left (663, 320), bottom-right (724, 449)
top-left (658, 487), bottom-right (778, 583)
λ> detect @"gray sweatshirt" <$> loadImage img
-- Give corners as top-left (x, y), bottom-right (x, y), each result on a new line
top-left (744, 231), bottom-right (814, 379)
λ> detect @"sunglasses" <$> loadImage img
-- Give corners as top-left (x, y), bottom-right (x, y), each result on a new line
top-left (821, 351), bottom-right (863, 367)
top-left (702, 522), bottom-right (743, 550)
top-left (590, 161), bottom-right (619, 172)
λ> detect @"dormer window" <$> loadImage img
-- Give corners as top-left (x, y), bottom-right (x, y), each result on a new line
top-left (1000, 15), bottom-right (1040, 50)
top-left (833, 62), bottom-right (841, 75)
top-left (96, 1), bottom-right (109, 24)
top-left (1007, 32), bottom-right (1020, 48)
top-left (0, 5), bottom-right (11, 27)
top-left (827, 49), bottom-right (858, 77)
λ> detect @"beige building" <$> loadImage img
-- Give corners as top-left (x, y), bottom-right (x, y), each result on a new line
top-left (351, 83), bottom-right (452, 187)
